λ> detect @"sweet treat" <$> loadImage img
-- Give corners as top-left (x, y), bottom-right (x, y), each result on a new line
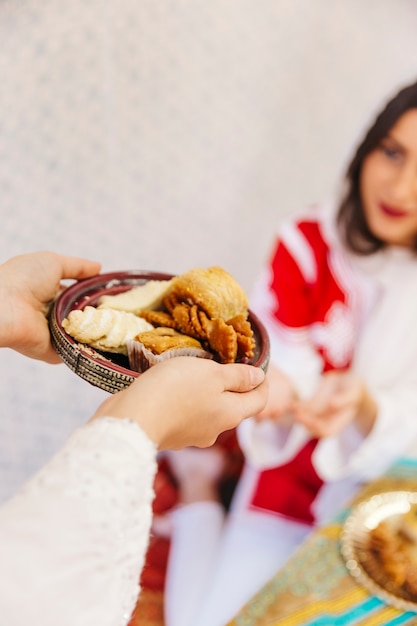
top-left (401, 506), bottom-right (417, 543)
top-left (134, 327), bottom-right (203, 354)
top-left (366, 511), bottom-right (417, 600)
top-left (127, 327), bottom-right (213, 372)
top-left (62, 306), bottom-right (154, 355)
top-left (140, 266), bottom-right (256, 364)
top-left (168, 266), bottom-right (248, 320)
top-left (98, 279), bottom-right (172, 314)
top-left (62, 266), bottom-right (256, 367)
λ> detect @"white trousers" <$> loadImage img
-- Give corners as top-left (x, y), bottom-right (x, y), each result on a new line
top-left (164, 500), bottom-right (312, 626)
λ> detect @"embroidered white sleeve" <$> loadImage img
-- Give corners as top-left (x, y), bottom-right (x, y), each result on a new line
top-left (238, 418), bottom-right (310, 468)
top-left (314, 385), bottom-right (417, 481)
top-left (0, 417), bottom-right (157, 626)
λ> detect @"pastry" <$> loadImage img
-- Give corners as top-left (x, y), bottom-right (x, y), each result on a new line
top-left (62, 306), bottom-right (154, 354)
top-left (151, 266), bottom-right (256, 363)
top-left (135, 327), bottom-right (204, 354)
top-left (168, 266), bottom-right (248, 320)
top-left (98, 279), bottom-right (172, 314)
top-left (401, 505), bottom-right (417, 543)
top-left (367, 512), bottom-right (417, 600)
top-left (62, 266), bottom-right (256, 365)
top-left (127, 327), bottom-right (213, 373)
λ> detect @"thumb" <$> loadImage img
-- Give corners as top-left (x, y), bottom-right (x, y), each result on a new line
top-left (222, 364), bottom-right (266, 392)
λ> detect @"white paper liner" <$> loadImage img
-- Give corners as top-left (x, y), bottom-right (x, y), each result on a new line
top-left (127, 339), bottom-right (214, 373)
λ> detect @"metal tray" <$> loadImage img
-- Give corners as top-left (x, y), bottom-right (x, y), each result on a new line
top-left (341, 490), bottom-right (417, 612)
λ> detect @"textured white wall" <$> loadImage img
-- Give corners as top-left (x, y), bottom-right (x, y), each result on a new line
top-left (1, 0), bottom-right (416, 501)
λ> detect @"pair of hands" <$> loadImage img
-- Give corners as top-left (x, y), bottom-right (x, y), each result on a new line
top-left (0, 251), bottom-right (268, 450)
top-left (255, 364), bottom-right (377, 437)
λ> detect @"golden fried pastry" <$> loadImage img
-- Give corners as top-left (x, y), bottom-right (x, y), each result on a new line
top-left (171, 303), bottom-right (201, 338)
top-left (204, 317), bottom-right (238, 364)
top-left (168, 266), bottom-right (249, 320)
top-left (127, 327), bottom-right (213, 373)
top-left (227, 314), bottom-right (253, 336)
top-left (404, 562), bottom-right (417, 596)
top-left (135, 327), bottom-right (203, 354)
top-left (139, 267), bottom-right (257, 364)
top-left (98, 280), bottom-right (172, 314)
top-left (139, 310), bottom-right (177, 328)
top-left (62, 306), bottom-right (154, 354)
top-left (401, 506), bottom-right (417, 543)
top-left (368, 520), bottom-right (392, 552)
top-left (164, 305), bottom-right (255, 364)
top-left (63, 266), bottom-right (256, 366)
top-left (228, 314), bottom-right (256, 360)
top-left (367, 516), bottom-right (417, 598)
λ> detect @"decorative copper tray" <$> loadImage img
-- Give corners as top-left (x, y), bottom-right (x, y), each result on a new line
top-left (341, 490), bottom-right (417, 612)
top-left (49, 270), bottom-right (270, 394)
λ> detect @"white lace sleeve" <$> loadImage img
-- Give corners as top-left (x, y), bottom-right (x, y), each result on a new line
top-left (0, 417), bottom-right (157, 626)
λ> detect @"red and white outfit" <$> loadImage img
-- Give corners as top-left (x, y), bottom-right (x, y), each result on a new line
top-left (165, 201), bottom-right (417, 626)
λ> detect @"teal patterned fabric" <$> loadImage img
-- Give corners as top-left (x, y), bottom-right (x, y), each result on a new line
top-left (230, 458), bottom-right (417, 626)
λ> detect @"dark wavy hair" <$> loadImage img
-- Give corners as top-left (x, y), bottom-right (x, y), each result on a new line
top-left (337, 81), bottom-right (417, 254)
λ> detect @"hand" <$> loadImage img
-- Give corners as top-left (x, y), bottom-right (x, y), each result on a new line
top-left (0, 251), bottom-right (101, 363)
top-left (92, 356), bottom-right (268, 449)
top-left (252, 363), bottom-right (298, 425)
top-left (292, 370), bottom-right (377, 438)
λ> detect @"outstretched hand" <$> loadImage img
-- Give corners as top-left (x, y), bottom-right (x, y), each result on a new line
top-left (292, 370), bottom-right (377, 438)
top-left (0, 251), bottom-right (101, 363)
top-left (92, 356), bottom-right (268, 449)
top-left (252, 363), bottom-right (298, 425)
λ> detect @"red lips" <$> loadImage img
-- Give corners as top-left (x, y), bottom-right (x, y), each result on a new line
top-left (379, 202), bottom-right (409, 218)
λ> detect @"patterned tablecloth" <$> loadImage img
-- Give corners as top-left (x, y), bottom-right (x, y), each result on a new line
top-left (228, 458), bottom-right (417, 626)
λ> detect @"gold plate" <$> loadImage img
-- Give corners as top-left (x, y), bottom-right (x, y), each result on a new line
top-left (341, 491), bottom-right (417, 612)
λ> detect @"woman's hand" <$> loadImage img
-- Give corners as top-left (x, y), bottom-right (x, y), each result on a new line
top-left (92, 356), bottom-right (268, 449)
top-left (292, 370), bottom-right (377, 438)
top-left (252, 363), bottom-right (298, 425)
top-left (0, 251), bottom-right (101, 363)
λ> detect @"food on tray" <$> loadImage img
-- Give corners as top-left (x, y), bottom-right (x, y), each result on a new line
top-left (402, 506), bottom-right (417, 543)
top-left (98, 279), bottom-right (172, 314)
top-left (62, 306), bottom-right (154, 355)
top-left (127, 327), bottom-right (214, 372)
top-left (169, 266), bottom-right (248, 320)
top-left (366, 510), bottom-right (417, 599)
top-left (61, 266), bottom-right (256, 369)
top-left (134, 327), bottom-right (204, 354)
top-left (140, 266), bottom-right (255, 364)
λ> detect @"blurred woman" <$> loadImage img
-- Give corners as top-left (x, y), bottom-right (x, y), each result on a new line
top-left (164, 80), bottom-right (417, 626)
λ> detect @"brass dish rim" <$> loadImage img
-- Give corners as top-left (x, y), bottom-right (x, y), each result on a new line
top-left (341, 490), bottom-right (417, 613)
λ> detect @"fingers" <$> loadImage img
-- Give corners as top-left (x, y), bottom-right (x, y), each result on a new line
top-left (303, 378), bottom-right (339, 414)
top-left (299, 412), bottom-right (352, 438)
top-left (221, 363), bottom-right (266, 393)
top-left (219, 364), bottom-right (268, 425)
top-left (0, 251), bottom-right (102, 364)
top-left (293, 392), bottom-right (356, 438)
top-left (2, 252), bottom-right (100, 285)
top-left (54, 254), bottom-right (101, 281)
top-left (253, 407), bottom-right (272, 422)
top-left (91, 357), bottom-right (269, 450)
top-left (231, 378), bottom-right (269, 421)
